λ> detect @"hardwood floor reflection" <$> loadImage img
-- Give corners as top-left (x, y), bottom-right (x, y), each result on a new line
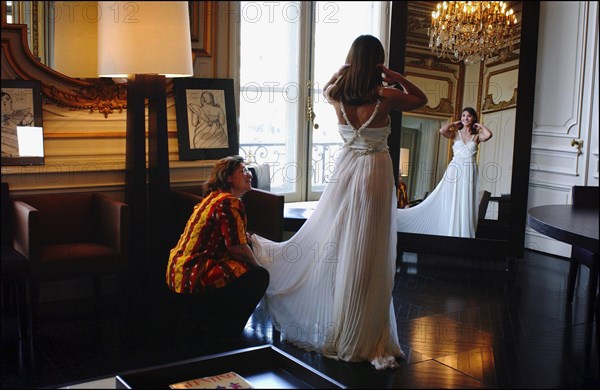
top-left (1, 250), bottom-right (598, 388)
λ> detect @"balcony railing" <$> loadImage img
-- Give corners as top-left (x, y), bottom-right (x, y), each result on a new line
top-left (239, 142), bottom-right (343, 191)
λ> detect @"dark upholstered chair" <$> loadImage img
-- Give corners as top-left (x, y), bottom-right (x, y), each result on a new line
top-left (243, 188), bottom-right (284, 242)
top-left (11, 192), bottom-right (129, 313)
top-left (248, 163), bottom-right (271, 191)
top-left (566, 185), bottom-right (599, 320)
top-left (1, 182), bottom-right (32, 341)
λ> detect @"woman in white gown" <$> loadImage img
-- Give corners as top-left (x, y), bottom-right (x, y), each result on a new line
top-left (396, 107), bottom-right (493, 238)
top-left (251, 35), bottom-right (427, 370)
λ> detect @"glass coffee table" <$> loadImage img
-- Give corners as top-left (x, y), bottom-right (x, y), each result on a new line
top-left (115, 344), bottom-right (346, 389)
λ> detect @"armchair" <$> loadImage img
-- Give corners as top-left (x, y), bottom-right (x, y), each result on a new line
top-left (248, 163), bottom-right (271, 191)
top-left (242, 188), bottom-right (284, 242)
top-left (11, 192), bottom-right (129, 312)
top-left (1, 182), bottom-right (32, 342)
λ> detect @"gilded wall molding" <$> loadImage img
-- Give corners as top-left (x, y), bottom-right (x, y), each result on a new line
top-left (417, 97), bottom-right (455, 117)
top-left (1, 23), bottom-right (125, 117)
top-left (482, 88), bottom-right (518, 113)
top-left (482, 65), bottom-right (519, 113)
top-left (43, 82), bottom-right (127, 118)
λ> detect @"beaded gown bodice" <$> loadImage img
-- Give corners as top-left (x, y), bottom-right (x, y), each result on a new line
top-left (338, 100), bottom-right (391, 156)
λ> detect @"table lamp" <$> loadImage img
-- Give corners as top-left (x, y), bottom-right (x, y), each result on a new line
top-left (98, 1), bottom-right (193, 294)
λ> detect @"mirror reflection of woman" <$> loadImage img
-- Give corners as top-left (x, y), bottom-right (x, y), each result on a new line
top-left (397, 107), bottom-right (492, 238)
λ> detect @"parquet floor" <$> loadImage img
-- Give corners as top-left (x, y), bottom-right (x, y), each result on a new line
top-left (2, 250), bottom-right (598, 388)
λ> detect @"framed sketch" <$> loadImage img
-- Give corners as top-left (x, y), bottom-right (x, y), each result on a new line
top-left (174, 78), bottom-right (239, 161)
top-left (1, 79), bottom-right (44, 166)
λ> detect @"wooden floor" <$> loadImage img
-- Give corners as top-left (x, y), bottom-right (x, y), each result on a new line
top-left (2, 249), bottom-right (598, 389)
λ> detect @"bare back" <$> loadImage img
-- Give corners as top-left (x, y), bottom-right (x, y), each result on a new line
top-left (328, 85), bottom-right (419, 128)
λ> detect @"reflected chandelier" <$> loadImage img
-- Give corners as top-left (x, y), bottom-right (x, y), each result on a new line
top-left (428, 1), bottom-right (518, 64)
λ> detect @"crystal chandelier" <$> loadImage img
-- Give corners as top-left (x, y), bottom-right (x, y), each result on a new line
top-left (428, 1), bottom-right (518, 65)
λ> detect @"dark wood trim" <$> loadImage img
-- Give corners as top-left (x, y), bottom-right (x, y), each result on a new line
top-left (388, 1), bottom-right (408, 189)
top-left (509, 0), bottom-right (540, 258)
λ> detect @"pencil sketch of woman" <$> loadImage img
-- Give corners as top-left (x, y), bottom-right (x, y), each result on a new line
top-left (188, 91), bottom-right (228, 149)
top-left (1, 91), bottom-right (34, 157)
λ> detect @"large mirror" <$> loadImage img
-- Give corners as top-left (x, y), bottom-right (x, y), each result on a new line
top-left (391, 1), bottom-right (539, 261)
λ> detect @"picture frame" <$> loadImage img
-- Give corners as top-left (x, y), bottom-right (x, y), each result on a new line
top-left (1, 79), bottom-right (45, 166)
top-left (174, 78), bottom-right (239, 161)
top-left (189, 1), bottom-right (216, 58)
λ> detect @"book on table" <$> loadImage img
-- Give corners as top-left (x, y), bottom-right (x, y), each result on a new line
top-left (169, 371), bottom-right (254, 389)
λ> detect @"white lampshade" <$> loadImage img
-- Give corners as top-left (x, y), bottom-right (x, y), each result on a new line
top-left (98, 1), bottom-right (193, 78)
top-left (400, 148), bottom-right (410, 177)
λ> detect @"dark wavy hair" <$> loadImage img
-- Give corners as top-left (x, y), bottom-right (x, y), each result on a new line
top-left (328, 35), bottom-right (385, 105)
top-left (461, 107), bottom-right (479, 134)
top-left (202, 155), bottom-right (245, 196)
top-left (462, 107), bottom-right (479, 124)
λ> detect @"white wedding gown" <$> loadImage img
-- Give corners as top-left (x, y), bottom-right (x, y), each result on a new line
top-left (396, 133), bottom-right (479, 237)
top-left (251, 100), bottom-right (403, 370)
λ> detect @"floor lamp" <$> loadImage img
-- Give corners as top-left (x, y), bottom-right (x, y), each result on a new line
top-left (98, 2), bottom-right (193, 298)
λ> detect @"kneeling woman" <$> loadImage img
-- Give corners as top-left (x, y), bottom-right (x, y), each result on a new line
top-left (166, 155), bottom-right (269, 336)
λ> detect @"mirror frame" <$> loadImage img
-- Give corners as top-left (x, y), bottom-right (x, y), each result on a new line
top-left (1, 21), bottom-right (127, 118)
top-left (389, 1), bottom-right (540, 261)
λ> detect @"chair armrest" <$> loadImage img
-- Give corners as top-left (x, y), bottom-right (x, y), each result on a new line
top-left (93, 194), bottom-right (129, 260)
top-left (478, 190), bottom-right (492, 220)
top-left (12, 200), bottom-right (38, 260)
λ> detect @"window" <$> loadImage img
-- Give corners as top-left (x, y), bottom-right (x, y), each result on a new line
top-left (239, 1), bottom-right (389, 201)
